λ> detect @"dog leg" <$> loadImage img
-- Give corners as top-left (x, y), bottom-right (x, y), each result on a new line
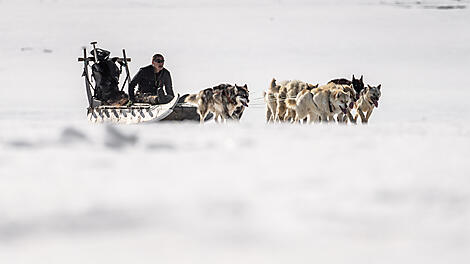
top-left (311, 113), bottom-right (320, 123)
top-left (347, 110), bottom-right (356, 124)
top-left (337, 113), bottom-right (344, 123)
top-left (286, 109), bottom-right (295, 123)
top-left (199, 113), bottom-right (205, 124)
top-left (199, 110), bottom-right (207, 124)
top-left (198, 106), bottom-right (207, 124)
top-left (364, 108), bottom-right (373, 123)
top-left (358, 110), bottom-right (367, 124)
top-left (267, 106), bottom-right (275, 123)
top-left (306, 114), bottom-right (312, 124)
top-left (341, 113), bottom-right (348, 124)
top-left (328, 115), bottom-right (335, 123)
top-left (274, 107), bottom-right (280, 122)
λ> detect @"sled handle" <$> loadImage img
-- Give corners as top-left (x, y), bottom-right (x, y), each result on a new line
top-left (78, 57), bottom-right (131, 62)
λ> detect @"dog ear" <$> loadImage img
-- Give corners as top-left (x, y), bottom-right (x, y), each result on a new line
top-left (377, 84), bottom-right (381, 90)
top-left (244, 84), bottom-right (247, 88)
top-left (360, 75), bottom-right (363, 82)
top-left (352, 74), bottom-right (355, 81)
top-left (271, 78), bottom-right (277, 88)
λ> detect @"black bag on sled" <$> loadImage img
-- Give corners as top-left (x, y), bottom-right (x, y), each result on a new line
top-left (90, 48), bottom-right (122, 101)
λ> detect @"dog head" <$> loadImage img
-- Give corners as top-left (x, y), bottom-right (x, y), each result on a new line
top-left (351, 75), bottom-right (365, 99)
top-left (238, 84), bottom-right (250, 102)
top-left (233, 84), bottom-right (250, 107)
top-left (339, 84), bottom-right (357, 108)
top-left (334, 90), bottom-right (352, 114)
top-left (365, 84), bottom-right (381, 108)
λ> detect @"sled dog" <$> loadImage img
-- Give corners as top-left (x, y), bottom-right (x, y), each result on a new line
top-left (230, 84), bottom-right (250, 120)
top-left (184, 88), bottom-right (216, 124)
top-left (290, 83), bottom-right (353, 123)
top-left (329, 75), bottom-right (365, 100)
top-left (273, 79), bottom-right (292, 122)
top-left (263, 78), bottom-right (290, 122)
top-left (284, 80), bottom-right (318, 122)
top-left (354, 84), bottom-right (381, 123)
top-left (213, 84), bottom-right (249, 121)
top-left (185, 84), bottom-right (249, 123)
top-left (264, 78), bottom-right (281, 122)
top-left (327, 84), bottom-right (357, 123)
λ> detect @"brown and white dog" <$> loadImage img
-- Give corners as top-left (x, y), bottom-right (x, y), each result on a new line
top-left (288, 83), bottom-right (353, 123)
top-left (353, 84), bottom-right (381, 124)
top-left (184, 84), bottom-right (249, 124)
top-left (284, 80), bottom-right (318, 122)
top-left (264, 78), bottom-right (281, 122)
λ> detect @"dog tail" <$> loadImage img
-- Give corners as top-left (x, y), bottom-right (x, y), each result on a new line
top-left (184, 94), bottom-right (198, 105)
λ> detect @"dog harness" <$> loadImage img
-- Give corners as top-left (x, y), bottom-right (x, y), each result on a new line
top-left (327, 91), bottom-right (334, 113)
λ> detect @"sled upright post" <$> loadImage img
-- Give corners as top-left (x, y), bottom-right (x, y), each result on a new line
top-left (80, 48), bottom-right (94, 108)
top-left (90, 41), bottom-right (99, 63)
top-left (121, 49), bottom-right (132, 93)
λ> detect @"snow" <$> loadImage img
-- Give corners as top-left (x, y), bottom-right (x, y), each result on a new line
top-left (0, 0), bottom-right (469, 263)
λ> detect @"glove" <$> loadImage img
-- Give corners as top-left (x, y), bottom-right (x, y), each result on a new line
top-left (126, 100), bottom-right (134, 107)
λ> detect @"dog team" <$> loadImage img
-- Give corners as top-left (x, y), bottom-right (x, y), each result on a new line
top-left (184, 75), bottom-right (381, 124)
top-left (264, 75), bottom-right (381, 124)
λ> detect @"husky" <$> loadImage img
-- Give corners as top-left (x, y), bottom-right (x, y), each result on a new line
top-left (264, 78), bottom-right (281, 122)
top-left (185, 84), bottom-right (249, 124)
top-left (276, 85), bottom-right (289, 122)
top-left (329, 75), bottom-right (365, 100)
top-left (328, 84), bottom-right (357, 123)
top-left (274, 79), bottom-right (310, 122)
top-left (284, 80), bottom-right (319, 122)
top-left (291, 83), bottom-right (352, 123)
top-left (354, 84), bottom-right (381, 123)
top-left (184, 88), bottom-right (214, 124)
top-left (230, 84), bottom-right (250, 120)
top-left (263, 78), bottom-right (290, 122)
top-left (213, 84), bottom-right (249, 120)
top-left (184, 88), bottom-right (216, 124)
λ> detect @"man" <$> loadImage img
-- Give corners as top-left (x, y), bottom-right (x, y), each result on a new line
top-left (91, 48), bottom-right (128, 105)
top-left (128, 53), bottom-right (174, 105)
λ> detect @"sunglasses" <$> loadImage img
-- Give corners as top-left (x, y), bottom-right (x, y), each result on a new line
top-left (154, 59), bottom-right (165, 63)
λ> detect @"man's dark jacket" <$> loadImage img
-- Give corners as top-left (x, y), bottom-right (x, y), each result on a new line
top-left (128, 65), bottom-right (174, 101)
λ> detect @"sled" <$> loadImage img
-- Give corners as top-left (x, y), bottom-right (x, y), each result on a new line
top-left (87, 94), bottom-right (176, 124)
top-left (78, 42), bottom-right (212, 124)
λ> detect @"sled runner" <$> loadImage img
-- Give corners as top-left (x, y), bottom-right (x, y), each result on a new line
top-left (78, 42), bottom-right (212, 124)
top-left (87, 94), bottom-right (178, 124)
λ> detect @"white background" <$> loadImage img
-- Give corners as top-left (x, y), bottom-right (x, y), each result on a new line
top-left (0, 1), bottom-right (469, 263)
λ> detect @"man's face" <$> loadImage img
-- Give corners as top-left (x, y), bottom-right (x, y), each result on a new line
top-left (152, 57), bottom-right (164, 71)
